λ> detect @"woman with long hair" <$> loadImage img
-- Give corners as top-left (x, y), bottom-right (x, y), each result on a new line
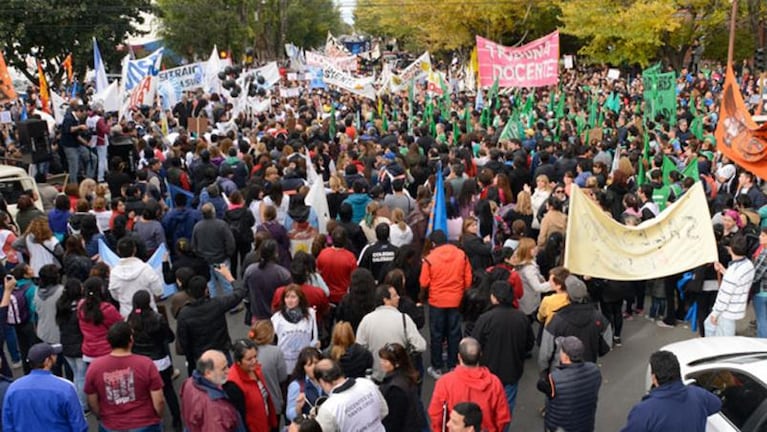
top-left (14, 194), bottom-right (45, 234)
top-left (505, 190), bottom-right (534, 233)
top-left (248, 320), bottom-right (288, 416)
top-left (78, 277), bottom-right (122, 364)
top-left (360, 201), bottom-right (392, 245)
top-left (0, 211), bottom-right (19, 270)
top-left (511, 238), bottom-right (552, 320)
top-left (80, 216), bottom-right (104, 260)
top-left (12, 217), bottom-right (63, 277)
top-left (285, 346), bottom-right (325, 423)
top-left (335, 268), bottom-right (377, 331)
top-left (460, 216), bottom-right (494, 272)
top-left (127, 290), bottom-right (181, 429)
top-left (8, 264), bottom-right (39, 374)
top-left (495, 173), bottom-right (514, 206)
top-left (389, 208), bottom-right (413, 248)
top-left (63, 235), bottom-right (94, 282)
top-left (324, 321), bottom-right (372, 378)
top-left (56, 278), bottom-right (86, 410)
top-left (457, 178), bottom-right (479, 219)
top-left (246, 239), bottom-right (292, 322)
top-left (389, 245), bottom-right (422, 302)
top-left (224, 338), bottom-right (278, 432)
top-left (377, 342), bottom-right (427, 432)
top-left (271, 285), bottom-right (319, 371)
top-left (530, 175), bottom-right (553, 233)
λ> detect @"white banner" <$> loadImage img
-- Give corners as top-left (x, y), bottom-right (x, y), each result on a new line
top-left (91, 80), bottom-right (122, 113)
top-left (390, 52), bottom-right (431, 91)
top-left (306, 51), bottom-right (358, 72)
top-left (253, 62), bottom-right (281, 88)
top-left (322, 65), bottom-right (376, 100)
top-left (564, 182), bottom-right (718, 280)
top-left (280, 87), bottom-right (301, 98)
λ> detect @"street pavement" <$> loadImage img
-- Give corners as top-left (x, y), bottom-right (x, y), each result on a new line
top-left (68, 298), bottom-right (753, 431)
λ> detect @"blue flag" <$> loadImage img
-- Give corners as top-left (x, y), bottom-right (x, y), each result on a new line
top-left (20, 103), bottom-right (27, 121)
top-left (98, 239), bottom-right (177, 298)
top-left (93, 37), bottom-right (109, 93)
top-left (168, 183), bottom-right (194, 209)
top-left (124, 47), bottom-right (163, 91)
top-left (427, 162), bottom-right (447, 235)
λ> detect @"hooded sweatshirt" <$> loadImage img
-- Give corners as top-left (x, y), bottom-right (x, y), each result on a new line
top-left (108, 257), bottom-right (164, 317)
top-left (428, 365), bottom-right (511, 432)
top-left (342, 193), bottom-right (372, 224)
top-left (33, 283), bottom-right (64, 344)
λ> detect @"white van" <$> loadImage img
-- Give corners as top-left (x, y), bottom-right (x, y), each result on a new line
top-left (0, 165), bottom-right (43, 218)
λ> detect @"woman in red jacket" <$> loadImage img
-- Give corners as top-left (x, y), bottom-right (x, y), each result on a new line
top-left (224, 338), bottom-right (278, 432)
top-left (77, 276), bottom-right (123, 363)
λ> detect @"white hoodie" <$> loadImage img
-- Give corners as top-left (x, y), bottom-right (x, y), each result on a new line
top-left (108, 257), bottom-right (163, 317)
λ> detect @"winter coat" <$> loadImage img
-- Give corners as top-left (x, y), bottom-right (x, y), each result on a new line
top-left (108, 257), bottom-right (164, 317)
top-left (379, 369), bottom-right (426, 432)
top-left (620, 381), bottom-right (722, 432)
top-left (77, 300), bottom-right (123, 358)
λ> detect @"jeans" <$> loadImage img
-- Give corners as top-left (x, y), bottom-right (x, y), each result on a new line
top-left (704, 315), bottom-right (737, 337)
top-left (99, 423), bottom-right (161, 432)
top-left (428, 305), bottom-right (461, 371)
top-left (208, 258), bottom-right (233, 298)
top-left (96, 145), bottom-right (108, 182)
top-left (754, 293), bottom-right (767, 338)
top-left (504, 383), bottom-right (518, 416)
top-left (65, 356), bottom-right (88, 410)
top-left (4, 325), bottom-right (19, 363)
top-left (64, 146), bottom-right (93, 183)
top-left (649, 297), bottom-right (666, 319)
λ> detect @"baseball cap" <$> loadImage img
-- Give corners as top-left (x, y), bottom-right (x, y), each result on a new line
top-left (559, 336), bottom-right (584, 362)
top-left (565, 275), bottom-right (589, 303)
top-left (28, 342), bottom-right (62, 364)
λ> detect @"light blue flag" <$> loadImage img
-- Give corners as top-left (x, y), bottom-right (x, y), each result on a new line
top-left (124, 47), bottom-right (163, 91)
top-left (427, 162), bottom-right (447, 235)
top-left (475, 88), bottom-right (484, 111)
top-left (98, 239), bottom-right (177, 298)
top-left (93, 38), bottom-right (109, 93)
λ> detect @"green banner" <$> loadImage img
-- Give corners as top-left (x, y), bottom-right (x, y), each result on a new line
top-left (643, 71), bottom-right (676, 126)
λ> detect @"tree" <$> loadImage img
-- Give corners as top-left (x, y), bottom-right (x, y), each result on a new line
top-left (157, 0), bottom-right (346, 62)
top-left (354, 0), bottom-right (559, 54)
top-left (0, 0), bottom-right (152, 87)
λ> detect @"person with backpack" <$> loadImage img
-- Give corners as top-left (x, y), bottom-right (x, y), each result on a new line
top-left (224, 191), bottom-right (256, 278)
top-left (5, 264), bottom-right (39, 375)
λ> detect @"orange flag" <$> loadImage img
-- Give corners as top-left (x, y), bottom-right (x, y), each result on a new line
top-left (62, 54), bottom-right (73, 83)
top-left (0, 52), bottom-right (17, 102)
top-left (37, 61), bottom-right (51, 113)
top-left (715, 65), bottom-right (767, 180)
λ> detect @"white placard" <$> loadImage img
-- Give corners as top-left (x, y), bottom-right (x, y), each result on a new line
top-left (287, 73), bottom-right (298, 81)
top-left (0, 111), bottom-right (12, 124)
top-left (564, 55), bottom-right (574, 70)
top-left (607, 68), bottom-right (621, 80)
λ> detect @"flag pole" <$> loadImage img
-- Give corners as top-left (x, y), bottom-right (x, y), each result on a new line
top-left (727, 0), bottom-right (738, 66)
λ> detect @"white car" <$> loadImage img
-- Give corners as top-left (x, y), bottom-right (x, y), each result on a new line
top-left (649, 337), bottom-right (767, 432)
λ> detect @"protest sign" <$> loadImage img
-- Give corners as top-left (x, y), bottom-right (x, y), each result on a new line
top-left (280, 87), bottom-right (301, 98)
top-left (644, 70), bottom-right (676, 125)
top-left (187, 117), bottom-right (209, 136)
top-left (715, 65), bottom-right (767, 180)
top-left (306, 51), bottom-right (358, 72)
top-left (124, 48), bottom-right (163, 91)
top-left (563, 55), bottom-right (574, 70)
top-left (0, 111), bottom-right (11, 124)
top-left (607, 69), bottom-right (620, 80)
top-left (564, 182), bottom-right (717, 280)
top-left (322, 65), bottom-right (376, 100)
top-left (127, 75), bottom-right (158, 108)
top-left (476, 31), bottom-right (559, 88)
top-left (391, 52), bottom-right (431, 91)
top-left (253, 62), bottom-right (281, 88)
top-left (287, 73), bottom-right (298, 81)
top-left (158, 62), bottom-right (204, 97)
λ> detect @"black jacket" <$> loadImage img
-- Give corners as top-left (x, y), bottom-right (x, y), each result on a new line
top-left (539, 302), bottom-right (611, 371)
top-left (379, 369), bottom-right (426, 432)
top-left (538, 361), bottom-right (602, 432)
top-left (131, 312), bottom-right (175, 361)
top-left (358, 241), bottom-right (398, 283)
top-left (461, 234), bottom-right (494, 271)
top-left (58, 300), bottom-right (83, 358)
top-left (176, 281), bottom-right (247, 363)
top-left (472, 304), bottom-right (534, 385)
top-left (335, 343), bottom-right (373, 379)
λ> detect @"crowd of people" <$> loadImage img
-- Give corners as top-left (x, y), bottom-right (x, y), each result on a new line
top-left (0, 56), bottom-right (762, 432)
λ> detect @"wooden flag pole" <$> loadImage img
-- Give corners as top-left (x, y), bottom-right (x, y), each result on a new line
top-left (727, 0), bottom-right (738, 67)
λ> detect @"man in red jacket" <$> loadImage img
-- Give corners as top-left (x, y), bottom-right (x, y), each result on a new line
top-left (428, 337), bottom-right (510, 432)
top-left (419, 230), bottom-right (472, 379)
top-left (316, 227), bottom-right (358, 304)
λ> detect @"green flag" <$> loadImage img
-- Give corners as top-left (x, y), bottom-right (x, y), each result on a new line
top-left (499, 117), bottom-right (518, 141)
top-left (329, 104), bottom-right (336, 138)
top-left (682, 158), bottom-right (699, 181)
top-left (661, 156), bottom-right (677, 185)
top-left (408, 79), bottom-right (415, 134)
top-left (488, 77), bottom-right (499, 111)
top-left (452, 120), bottom-right (460, 145)
top-left (637, 132), bottom-right (651, 186)
top-left (440, 74), bottom-right (450, 115)
top-left (555, 90), bottom-right (565, 119)
top-left (382, 114), bottom-right (388, 134)
top-left (643, 70), bottom-right (677, 126)
top-left (606, 92), bottom-right (621, 113)
top-left (588, 96), bottom-right (598, 127)
top-left (464, 105), bottom-right (473, 133)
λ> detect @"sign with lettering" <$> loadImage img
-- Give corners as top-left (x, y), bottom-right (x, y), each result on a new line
top-left (476, 32), bottom-right (559, 88)
top-left (564, 182), bottom-right (717, 280)
top-left (322, 65), bottom-right (376, 100)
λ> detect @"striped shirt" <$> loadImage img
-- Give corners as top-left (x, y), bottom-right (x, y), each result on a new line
top-left (713, 257), bottom-right (755, 320)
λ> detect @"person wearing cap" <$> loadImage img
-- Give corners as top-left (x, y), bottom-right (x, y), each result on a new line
top-left (428, 337), bottom-right (510, 432)
top-left (538, 275), bottom-right (612, 373)
top-left (419, 230), bottom-right (472, 379)
top-left (472, 281), bottom-right (534, 416)
top-left (620, 350), bottom-right (720, 432)
top-left (536, 336), bottom-right (602, 432)
top-left (84, 321), bottom-right (165, 432)
top-left (2, 341), bottom-right (87, 431)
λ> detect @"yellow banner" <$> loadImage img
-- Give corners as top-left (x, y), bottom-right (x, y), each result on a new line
top-left (564, 182), bottom-right (718, 280)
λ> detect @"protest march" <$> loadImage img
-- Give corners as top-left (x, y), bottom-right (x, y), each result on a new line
top-left (1, 1), bottom-right (767, 431)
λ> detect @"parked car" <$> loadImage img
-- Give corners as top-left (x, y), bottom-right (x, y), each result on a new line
top-left (649, 337), bottom-right (767, 432)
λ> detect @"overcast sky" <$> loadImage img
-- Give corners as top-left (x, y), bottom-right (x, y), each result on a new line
top-left (335, 0), bottom-right (355, 25)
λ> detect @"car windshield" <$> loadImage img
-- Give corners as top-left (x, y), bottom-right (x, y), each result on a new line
top-left (0, 179), bottom-right (24, 205)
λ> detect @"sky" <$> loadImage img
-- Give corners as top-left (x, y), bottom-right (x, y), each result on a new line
top-left (334, 0), bottom-right (356, 25)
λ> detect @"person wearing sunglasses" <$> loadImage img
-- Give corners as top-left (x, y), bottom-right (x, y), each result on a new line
top-left (377, 342), bottom-right (427, 432)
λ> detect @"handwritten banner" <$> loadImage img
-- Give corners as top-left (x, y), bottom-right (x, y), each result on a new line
top-left (322, 65), bottom-right (376, 100)
top-left (476, 31), bottom-right (559, 88)
top-left (564, 182), bottom-right (717, 280)
top-left (306, 51), bottom-right (358, 72)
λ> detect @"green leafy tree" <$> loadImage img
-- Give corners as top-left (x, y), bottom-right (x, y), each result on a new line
top-left (0, 0), bottom-right (152, 87)
top-left (158, 0), bottom-right (346, 62)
